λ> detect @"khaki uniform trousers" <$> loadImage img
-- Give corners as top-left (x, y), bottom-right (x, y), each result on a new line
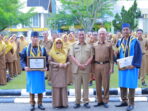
top-left (120, 88), bottom-right (135, 105)
top-left (30, 93), bottom-right (43, 105)
top-left (144, 55), bottom-right (148, 74)
top-left (13, 60), bottom-right (18, 76)
top-left (95, 63), bottom-right (110, 103)
top-left (139, 55), bottom-right (146, 82)
top-left (89, 63), bottom-right (95, 82)
top-left (52, 87), bottom-right (68, 107)
top-left (0, 69), bottom-right (6, 85)
top-left (46, 71), bottom-right (51, 81)
top-left (17, 57), bottom-right (22, 74)
top-left (6, 62), bottom-right (14, 77)
top-left (73, 71), bottom-right (89, 104)
top-left (67, 64), bottom-right (73, 85)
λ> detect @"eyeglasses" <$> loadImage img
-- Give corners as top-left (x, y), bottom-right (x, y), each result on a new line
top-left (56, 42), bottom-right (62, 44)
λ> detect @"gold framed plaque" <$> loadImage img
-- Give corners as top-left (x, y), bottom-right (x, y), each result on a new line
top-left (27, 56), bottom-right (46, 71)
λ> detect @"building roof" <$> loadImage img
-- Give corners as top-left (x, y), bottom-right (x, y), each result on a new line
top-left (27, 0), bottom-right (50, 10)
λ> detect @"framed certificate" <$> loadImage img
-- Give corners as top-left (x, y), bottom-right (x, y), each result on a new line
top-left (27, 56), bottom-right (46, 71)
top-left (117, 56), bottom-right (133, 70)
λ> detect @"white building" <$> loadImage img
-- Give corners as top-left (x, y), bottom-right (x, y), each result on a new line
top-left (7, 0), bottom-right (56, 37)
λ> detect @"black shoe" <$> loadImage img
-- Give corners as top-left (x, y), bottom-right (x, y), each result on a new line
top-left (45, 77), bottom-right (48, 80)
top-left (68, 83), bottom-right (73, 86)
top-left (84, 103), bottom-right (90, 108)
top-left (89, 81), bottom-right (93, 86)
top-left (126, 105), bottom-right (134, 111)
top-left (62, 106), bottom-right (68, 108)
top-left (54, 106), bottom-right (62, 109)
top-left (48, 82), bottom-right (51, 86)
top-left (38, 104), bottom-right (45, 110)
top-left (142, 82), bottom-right (147, 86)
top-left (103, 103), bottom-right (109, 108)
top-left (115, 102), bottom-right (128, 107)
top-left (30, 105), bottom-right (35, 111)
top-left (0, 84), bottom-right (6, 86)
top-left (9, 77), bottom-right (13, 80)
top-left (73, 104), bottom-right (80, 109)
top-left (94, 102), bottom-right (104, 107)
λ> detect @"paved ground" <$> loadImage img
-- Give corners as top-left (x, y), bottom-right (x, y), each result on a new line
top-left (0, 102), bottom-right (148, 111)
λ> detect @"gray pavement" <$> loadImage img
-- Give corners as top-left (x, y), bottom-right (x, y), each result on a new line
top-left (0, 102), bottom-right (148, 111)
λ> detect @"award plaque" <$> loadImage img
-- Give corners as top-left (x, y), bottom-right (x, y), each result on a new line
top-left (27, 56), bottom-right (46, 70)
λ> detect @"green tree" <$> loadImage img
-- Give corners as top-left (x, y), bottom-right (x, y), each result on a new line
top-left (112, 0), bottom-right (141, 31)
top-left (0, 0), bottom-right (34, 32)
top-left (48, 11), bottom-right (77, 31)
top-left (49, 0), bottom-right (115, 32)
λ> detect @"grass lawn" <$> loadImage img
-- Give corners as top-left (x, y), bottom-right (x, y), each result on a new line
top-left (0, 65), bottom-right (148, 89)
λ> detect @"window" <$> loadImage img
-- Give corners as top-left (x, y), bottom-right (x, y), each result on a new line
top-left (32, 14), bottom-right (40, 27)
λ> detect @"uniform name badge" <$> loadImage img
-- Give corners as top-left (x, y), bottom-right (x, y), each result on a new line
top-left (27, 56), bottom-right (46, 71)
top-left (117, 56), bottom-right (133, 70)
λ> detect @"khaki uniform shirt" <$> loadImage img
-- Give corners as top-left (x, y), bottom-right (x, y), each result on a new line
top-left (69, 41), bottom-right (94, 74)
top-left (40, 40), bottom-right (53, 55)
top-left (138, 38), bottom-right (146, 54)
top-left (93, 41), bottom-right (113, 63)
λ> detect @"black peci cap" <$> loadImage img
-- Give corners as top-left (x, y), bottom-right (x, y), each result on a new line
top-left (31, 31), bottom-right (39, 37)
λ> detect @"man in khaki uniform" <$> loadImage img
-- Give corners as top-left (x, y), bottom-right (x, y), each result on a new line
top-left (40, 31), bottom-right (53, 82)
top-left (137, 29), bottom-right (147, 86)
top-left (40, 31), bottom-right (53, 54)
top-left (16, 37), bottom-right (22, 74)
top-left (87, 34), bottom-right (96, 86)
top-left (93, 28), bottom-right (114, 108)
top-left (144, 39), bottom-right (148, 75)
top-left (51, 31), bottom-right (59, 42)
top-left (69, 31), bottom-right (93, 109)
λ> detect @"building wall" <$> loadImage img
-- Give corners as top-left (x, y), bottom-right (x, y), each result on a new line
top-left (13, 0), bottom-right (54, 29)
top-left (143, 18), bottom-right (148, 34)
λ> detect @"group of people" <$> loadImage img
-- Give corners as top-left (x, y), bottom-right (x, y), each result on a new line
top-left (0, 23), bottom-right (147, 111)
top-left (0, 34), bottom-right (28, 85)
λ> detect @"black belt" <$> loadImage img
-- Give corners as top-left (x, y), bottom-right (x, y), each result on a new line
top-left (94, 61), bottom-right (109, 64)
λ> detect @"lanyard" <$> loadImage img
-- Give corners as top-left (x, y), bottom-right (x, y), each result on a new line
top-left (30, 45), bottom-right (41, 57)
top-left (120, 36), bottom-right (133, 57)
